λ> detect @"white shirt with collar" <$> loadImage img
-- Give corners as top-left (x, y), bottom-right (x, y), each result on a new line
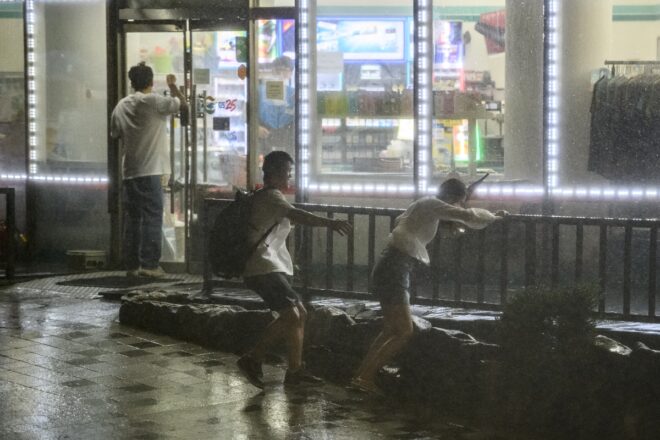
top-left (110, 91), bottom-right (180, 179)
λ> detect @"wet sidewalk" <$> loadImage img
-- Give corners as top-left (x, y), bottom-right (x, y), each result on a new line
top-left (0, 273), bottom-right (499, 440)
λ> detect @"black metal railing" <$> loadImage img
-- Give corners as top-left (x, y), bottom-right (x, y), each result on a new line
top-left (203, 198), bottom-right (660, 322)
top-left (1, 188), bottom-right (16, 279)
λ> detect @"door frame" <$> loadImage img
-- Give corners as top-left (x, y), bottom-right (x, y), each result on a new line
top-left (108, 6), bottom-right (295, 273)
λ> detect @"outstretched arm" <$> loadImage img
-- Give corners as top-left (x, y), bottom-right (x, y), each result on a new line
top-left (286, 208), bottom-right (353, 236)
top-left (434, 202), bottom-right (506, 230)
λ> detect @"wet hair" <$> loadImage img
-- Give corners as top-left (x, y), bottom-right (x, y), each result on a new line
top-left (438, 178), bottom-right (467, 203)
top-left (128, 62), bottom-right (153, 91)
top-left (272, 55), bottom-right (294, 73)
top-left (263, 151), bottom-right (294, 179)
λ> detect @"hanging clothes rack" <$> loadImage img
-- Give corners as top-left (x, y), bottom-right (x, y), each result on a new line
top-left (589, 61), bottom-right (660, 182)
top-left (604, 60), bottom-right (660, 77)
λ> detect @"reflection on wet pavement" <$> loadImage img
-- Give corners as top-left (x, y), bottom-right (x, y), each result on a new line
top-left (0, 287), bottom-right (497, 439)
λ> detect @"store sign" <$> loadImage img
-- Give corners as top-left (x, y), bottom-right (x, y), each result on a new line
top-left (213, 117), bottom-right (230, 131)
top-left (265, 81), bottom-right (284, 101)
top-left (194, 68), bottom-right (210, 85)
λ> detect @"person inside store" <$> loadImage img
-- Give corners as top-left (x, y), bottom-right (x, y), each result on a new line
top-left (258, 55), bottom-right (295, 158)
top-left (110, 62), bottom-right (187, 278)
top-left (350, 178), bottom-right (507, 395)
top-left (236, 151), bottom-right (352, 389)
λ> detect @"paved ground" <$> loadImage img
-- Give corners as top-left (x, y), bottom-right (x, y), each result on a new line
top-left (0, 273), bottom-right (499, 440)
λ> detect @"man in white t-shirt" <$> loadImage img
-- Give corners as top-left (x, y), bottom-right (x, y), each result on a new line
top-left (350, 178), bottom-right (507, 394)
top-left (237, 151), bottom-right (352, 389)
top-left (110, 62), bottom-right (186, 278)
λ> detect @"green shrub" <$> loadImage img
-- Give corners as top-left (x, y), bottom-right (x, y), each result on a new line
top-left (496, 285), bottom-right (600, 436)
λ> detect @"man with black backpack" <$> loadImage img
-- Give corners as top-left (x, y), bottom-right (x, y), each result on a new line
top-left (237, 151), bottom-right (352, 389)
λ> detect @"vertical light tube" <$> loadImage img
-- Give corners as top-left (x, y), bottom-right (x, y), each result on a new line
top-left (297, 0), bottom-right (311, 201)
top-left (414, 0), bottom-right (433, 196)
top-left (25, 0), bottom-right (37, 175)
top-left (545, 0), bottom-right (560, 193)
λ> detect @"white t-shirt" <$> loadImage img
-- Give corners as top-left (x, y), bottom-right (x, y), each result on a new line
top-left (110, 92), bottom-right (180, 179)
top-left (388, 197), bottom-right (499, 264)
top-left (243, 189), bottom-right (295, 277)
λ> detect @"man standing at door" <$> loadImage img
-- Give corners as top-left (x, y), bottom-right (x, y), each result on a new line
top-left (110, 62), bottom-right (187, 278)
top-left (258, 55), bottom-right (295, 158)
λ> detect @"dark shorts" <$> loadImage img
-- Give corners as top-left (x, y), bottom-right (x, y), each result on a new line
top-left (244, 272), bottom-right (301, 312)
top-left (371, 246), bottom-right (418, 306)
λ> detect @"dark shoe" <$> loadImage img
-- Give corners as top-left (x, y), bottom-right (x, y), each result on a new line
top-left (237, 355), bottom-right (264, 389)
top-left (348, 377), bottom-right (385, 397)
top-left (284, 368), bottom-right (323, 386)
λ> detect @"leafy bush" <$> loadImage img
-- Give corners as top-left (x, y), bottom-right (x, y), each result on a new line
top-left (496, 285), bottom-right (600, 436)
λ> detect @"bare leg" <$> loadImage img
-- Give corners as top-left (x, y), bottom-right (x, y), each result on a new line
top-left (248, 305), bottom-right (301, 364)
top-left (353, 303), bottom-right (413, 388)
top-left (285, 303), bottom-right (307, 371)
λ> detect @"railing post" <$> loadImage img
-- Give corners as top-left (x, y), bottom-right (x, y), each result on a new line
top-left (2, 189), bottom-right (16, 280)
top-left (367, 214), bottom-right (376, 293)
top-left (500, 220), bottom-right (509, 305)
top-left (551, 222), bottom-right (559, 287)
top-left (453, 235), bottom-right (463, 302)
top-left (649, 226), bottom-right (657, 319)
top-left (325, 212), bottom-right (334, 290)
top-left (202, 199), bottom-right (212, 294)
top-left (524, 221), bottom-right (537, 288)
top-left (346, 212), bottom-right (355, 292)
top-left (623, 224), bottom-right (632, 317)
top-left (575, 223), bottom-right (584, 283)
top-left (476, 229), bottom-right (485, 304)
top-left (599, 224), bottom-right (608, 314)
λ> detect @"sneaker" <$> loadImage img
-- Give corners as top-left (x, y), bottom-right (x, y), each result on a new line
top-left (237, 355), bottom-right (264, 389)
top-left (348, 377), bottom-right (384, 397)
top-left (284, 367), bottom-right (323, 386)
top-left (126, 269), bottom-right (141, 278)
top-left (138, 266), bottom-right (166, 278)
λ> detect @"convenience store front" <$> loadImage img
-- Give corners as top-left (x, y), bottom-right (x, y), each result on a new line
top-left (3, 0), bottom-right (660, 271)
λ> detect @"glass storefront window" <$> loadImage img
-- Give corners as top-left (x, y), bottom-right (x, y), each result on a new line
top-left (431, 1), bottom-right (543, 188)
top-left (0, 2), bottom-right (25, 177)
top-left (559, 0), bottom-right (660, 192)
top-left (312, 3), bottom-right (414, 183)
top-left (432, 9), bottom-right (504, 179)
top-left (32, 0), bottom-right (107, 177)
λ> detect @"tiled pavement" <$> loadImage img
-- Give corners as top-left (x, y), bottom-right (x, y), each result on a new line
top-left (0, 273), bottom-right (499, 440)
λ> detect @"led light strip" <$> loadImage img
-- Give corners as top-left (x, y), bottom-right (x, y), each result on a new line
top-left (415, 0), bottom-right (432, 196)
top-left (0, 174), bottom-right (108, 184)
top-left (297, 0), bottom-right (310, 196)
top-left (25, 0), bottom-right (37, 174)
top-left (546, 0), bottom-right (559, 192)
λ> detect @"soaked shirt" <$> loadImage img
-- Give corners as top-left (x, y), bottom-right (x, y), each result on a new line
top-left (110, 92), bottom-right (180, 179)
top-left (388, 197), bottom-right (498, 265)
top-left (243, 189), bottom-right (295, 277)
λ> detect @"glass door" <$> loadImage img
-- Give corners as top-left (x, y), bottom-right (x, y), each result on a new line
top-left (123, 27), bottom-right (189, 265)
top-left (118, 18), bottom-right (251, 270)
top-left (251, 15), bottom-right (296, 189)
top-left (190, 27), bottom-right (249, 193)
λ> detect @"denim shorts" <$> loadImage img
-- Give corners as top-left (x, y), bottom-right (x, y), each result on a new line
top-left (371, 246), bottom-right (417, 305)
top-left (244, 272), bottom-right (301, 312)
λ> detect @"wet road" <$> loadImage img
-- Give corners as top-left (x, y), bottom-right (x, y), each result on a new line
top-left (0, 280), bottom-right (497, 440)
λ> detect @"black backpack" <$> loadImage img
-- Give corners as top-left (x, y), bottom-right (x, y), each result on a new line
top-left (209, 188), bottom-right (277, 279)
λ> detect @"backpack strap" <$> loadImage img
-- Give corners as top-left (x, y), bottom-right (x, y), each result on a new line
top-left (244, 187), bottom-right (282, 260)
